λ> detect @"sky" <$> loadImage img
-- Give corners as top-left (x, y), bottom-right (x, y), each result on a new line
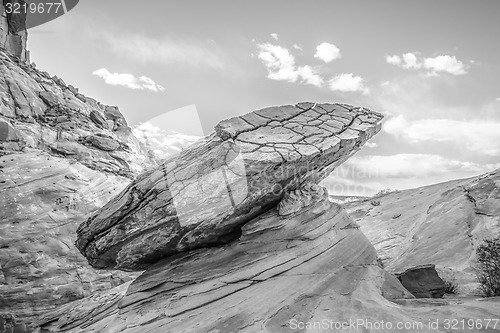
top-left (26, 0), bottom-right (500, 196)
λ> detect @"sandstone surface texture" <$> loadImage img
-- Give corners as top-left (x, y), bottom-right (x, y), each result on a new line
top-left (38, 189), bottom-right (419, 332)
top-left (76, 102), bottom-right (384, 271)
top-left (0, 29), bottom-right (155, 329)
top-left (37, 187), bottom-right (500, 333)
top-left (343, 169), bottom-right (500, 294)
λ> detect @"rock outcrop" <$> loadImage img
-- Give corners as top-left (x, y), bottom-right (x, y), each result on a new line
top-left (0, 49), bottom-right (153, 176)
top-left (343, 169), bottom-right (500, 294)
top-left (76, 103), bottom-right (384, 271)
top-left (396, 264), bottom-right (446, 298)
top-left (1, 0), bottom-right (29, 62)
top-left (36, 183), bottom-right (500, 333)
top-left (38, 186), bottom-right (417, 332)
top-left (0, 33), bottom-right (155, 328)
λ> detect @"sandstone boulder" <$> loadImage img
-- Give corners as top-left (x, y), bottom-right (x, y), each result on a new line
top-left (86, 135), bottom-right (121, 151)
top-left (76, 102), bottom-right (384, 270)
top-left (0, 118), bottom-right (16, 141)
top-left (89, 110), bottom-right (109, 130)
top-left (396, 264), bottom-right (446, 298)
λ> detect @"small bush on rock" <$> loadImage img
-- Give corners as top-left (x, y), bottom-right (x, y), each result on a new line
top-left (440, 271), bottom-right (459, 294)
top-left (475, 236), bottom-right (500, 297)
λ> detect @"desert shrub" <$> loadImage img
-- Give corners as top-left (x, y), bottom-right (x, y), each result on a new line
top-left (440, 271), bottom-right (459, 294)
top-left (475, 236), bottom-right (500, 297)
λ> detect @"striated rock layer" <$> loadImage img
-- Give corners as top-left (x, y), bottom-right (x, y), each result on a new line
top-left (76, 102), bottom-right (384, 271)
top-left (0, 43), bottom-right (154, 327)
top-left (343, 169), bottom-right (500, 294)
top-left (37, 188), bottom-right (416, 332)
top-left (37, 187), bottom-right (500, 333)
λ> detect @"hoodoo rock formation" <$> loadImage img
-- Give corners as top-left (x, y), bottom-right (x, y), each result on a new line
top-left (76, 103), bottom-right (384, 271)
top-left (0, 4), bottom-right (156, 329)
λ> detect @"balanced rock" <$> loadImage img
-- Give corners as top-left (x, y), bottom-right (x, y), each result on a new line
top-left (76, 103), bottom-right (384, 270)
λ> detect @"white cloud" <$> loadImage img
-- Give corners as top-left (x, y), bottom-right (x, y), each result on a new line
top-left (256, 43), bottom-right (323, 87)
top-left (102, 32), bottom-right (225, 69)
top-left (328, 73), bottom-right (369, 94)
top-left (323, 154), bottom-right (499, 196)
top-left (270, 33), bottom-right (279, 40)
top-left (385, 55), bottom-right (401, 65)
top-left (296, 65), bottom-right (324, 87)
top-left (364, 142), bottom-right (378, 148)
top-left (386, 52), bottom-right (467, 76)
top-left (92, 68), bottom-right (165, 92)
top-left (346, 154), bottom-right (498, 178)
top-left (314, 42), bottom-right (341, 63)
top-left (496, 97), bottom-right (500, 102)
top-left (132, 122), bottom-right (200, 159)
top-left (384, 115), bottom-right (500, 156)
top-left (423, 55), bottom-right (467, 75)
top-left (293, 44), bottom-right (303, 51)
top-left (402, 52), bottom-right (421, 69)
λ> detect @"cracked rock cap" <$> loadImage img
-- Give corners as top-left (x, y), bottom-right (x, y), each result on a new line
top-left (76, 102), bottom-right (384, 270)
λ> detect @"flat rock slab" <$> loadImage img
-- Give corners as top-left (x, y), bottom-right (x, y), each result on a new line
top-left (76, 103), bottom-right (383, 270)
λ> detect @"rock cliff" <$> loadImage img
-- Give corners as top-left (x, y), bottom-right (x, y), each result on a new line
top-left (0, 0), bottom-right (29, 62)
top-left (0, 10), bottom-right (156, 329)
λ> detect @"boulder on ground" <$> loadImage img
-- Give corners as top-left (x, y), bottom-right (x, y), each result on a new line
top-left (396, 264), bottom-right (446, 298)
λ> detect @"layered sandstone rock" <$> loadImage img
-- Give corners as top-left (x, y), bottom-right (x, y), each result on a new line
top-left (0, 39), bottom-right (155, 328)
top-left (343, 169), bottom-right (500, 294)
top-left (0, 49), bottom-right (154, 176)
top-left (76, 102), bottom-right (384, 271)
top-left (37, 187), bottom-right (415, 332)
top-left (36, 184), bottom-right (500, 333)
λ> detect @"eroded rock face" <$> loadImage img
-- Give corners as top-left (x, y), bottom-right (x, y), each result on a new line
top-left (0, 45), bottom-right (154, 327)
top-left (0, 49), bottom-right (154, 177)
top-left (0, 152), bottom-right (141, 328)
top-left (278, 182), bottom-right (325, 215)
top-left (396, 264), bottom-right (446, 298)
top-left (37, 188), bottom-right (414, 332)
top-left (343, 169), bottom-right (500, 294)
top-left (76, 102), bottom-right (384, 271)
top-left (0, 0), bottom-right (29, 62)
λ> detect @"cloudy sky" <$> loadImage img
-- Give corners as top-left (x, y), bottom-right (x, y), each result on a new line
top-left (27, 0), bottom-right (500, 195)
